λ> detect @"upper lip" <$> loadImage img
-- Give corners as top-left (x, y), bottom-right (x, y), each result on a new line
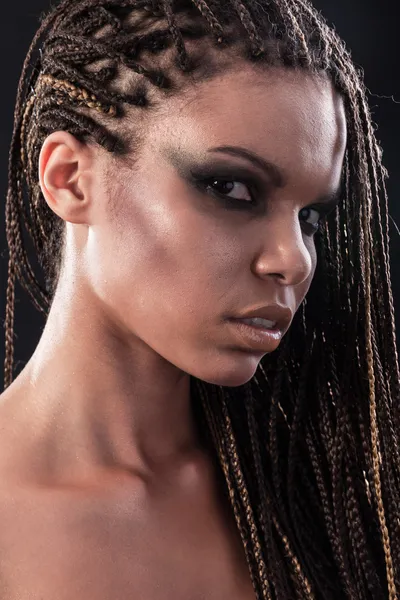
top-left (230, 304), bottom-right (293, 332)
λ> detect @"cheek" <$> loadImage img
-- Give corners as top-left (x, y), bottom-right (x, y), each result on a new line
top-left (301, 239), bottom-right (317, 284)
top-left (88, 194), bottom-right (243, 339)
top-left (298, 243), bottom-right (318, 305)
top-left (85, 201), bottom-right (320, 388)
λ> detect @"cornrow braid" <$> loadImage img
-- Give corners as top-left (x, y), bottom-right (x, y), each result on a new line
top-left (230, 0), bottom-right (265, 55)
top-left (3, 0), bottom-right (400, 598)
top-left (191, 0), bottom-right (225, 43)
top-left (37, 74), bottom-right (118, 115)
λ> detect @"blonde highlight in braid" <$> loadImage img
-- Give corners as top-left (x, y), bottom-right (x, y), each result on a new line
top-left (37, 74), bottom-right (118, 115)
top-left (4, 0), bottom-right (400, 598)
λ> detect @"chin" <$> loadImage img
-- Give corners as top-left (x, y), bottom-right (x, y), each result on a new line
top-left (190, 351), bottom-right (266, 388)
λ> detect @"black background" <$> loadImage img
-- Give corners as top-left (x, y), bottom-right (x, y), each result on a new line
top-left (1, 1), bottom-right (399, 385)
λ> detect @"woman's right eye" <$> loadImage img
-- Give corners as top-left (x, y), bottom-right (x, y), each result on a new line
top-left (197, 177), bottom-right (259, 208)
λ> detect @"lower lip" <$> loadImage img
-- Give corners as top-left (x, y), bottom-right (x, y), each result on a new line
top-left (227, 319), bottom-right (283, 351)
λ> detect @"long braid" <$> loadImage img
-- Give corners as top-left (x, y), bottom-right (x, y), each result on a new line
top-left (218, 386), bottom-right (273, 600)
top-left (362, 181), bottom-right (397, 599)
top-left (3, 1), bottom-right (400, 598)
top-left (195, 380), bottom-right (266, 600)
top-left (245, 382), bottom-right (314, 599)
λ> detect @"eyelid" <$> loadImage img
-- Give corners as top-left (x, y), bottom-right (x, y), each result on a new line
top-left (190, 162), bottom-right (268, 187)
top-left (189, 166), bottom-right (266, 198)
top-left (314, 199), bottom-right (342, 219)
top-left (309, 201), bottom-right (339, 215)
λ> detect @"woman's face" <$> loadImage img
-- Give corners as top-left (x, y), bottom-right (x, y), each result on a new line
top-left (84, 66), bottom-right (347, 387)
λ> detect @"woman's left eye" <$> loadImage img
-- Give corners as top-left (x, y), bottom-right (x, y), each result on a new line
top-left (299, 206), bottom-right (324, 233)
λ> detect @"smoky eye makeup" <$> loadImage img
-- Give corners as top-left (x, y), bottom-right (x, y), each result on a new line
top-left (187, 168), bottom-right (343, 235)
top-left (164, 145), bottom-right (343, 230)
top-left (187, 163), bottom-right (267, 207)
top-left (163, 146), bottom-right (270, 197)
top-left (185, 162), bottom-right (342, 214)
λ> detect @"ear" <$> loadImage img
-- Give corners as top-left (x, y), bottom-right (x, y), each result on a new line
top-left (38, 131), bottom-right (95, 225)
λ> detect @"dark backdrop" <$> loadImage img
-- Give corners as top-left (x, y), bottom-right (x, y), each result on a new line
top-left (1, 1), bottom-right (399, 387)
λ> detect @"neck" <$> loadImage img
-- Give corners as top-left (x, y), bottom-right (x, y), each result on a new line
top-left (2, 273), bottom-right (205, 487)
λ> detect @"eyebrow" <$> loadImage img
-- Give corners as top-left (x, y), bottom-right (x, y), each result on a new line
top-left (207, 145), bottom-right (287, 188)
top-left (208, 144), bottom-right (342, 206)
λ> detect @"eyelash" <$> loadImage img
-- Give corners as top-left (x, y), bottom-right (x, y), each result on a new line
top-left (193, 175), bottom-right (336, 234)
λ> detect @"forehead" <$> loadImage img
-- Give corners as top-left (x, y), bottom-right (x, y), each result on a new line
top-left (148, 66), bottom-right (347, 186)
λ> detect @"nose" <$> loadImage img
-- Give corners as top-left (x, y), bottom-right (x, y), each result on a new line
top-left (251, 218), bottom-right (315, 287)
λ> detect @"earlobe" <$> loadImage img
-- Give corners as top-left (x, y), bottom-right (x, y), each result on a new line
top-left (38, 131), bottom-right (93, 225)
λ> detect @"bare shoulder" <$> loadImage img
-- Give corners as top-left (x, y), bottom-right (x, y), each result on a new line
top-left (0, 474), bottom-right (140, 599)
top-left (0, 476), bottom-right (255, 600)
top-left (0, 387), bottom-right (89, 597)
top-left (0, 388), bottom-right (255, 599)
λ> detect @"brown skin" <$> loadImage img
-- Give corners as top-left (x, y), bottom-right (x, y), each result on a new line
top-left (0, 65), bottom-right (346, 599)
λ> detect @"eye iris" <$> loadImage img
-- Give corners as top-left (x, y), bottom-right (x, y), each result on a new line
top-left (209, 179), bottom-right (253, 202)
top-left (300, 207), bottom-right (319, 225)
top-left (213, 180), bottom-right (235, 194)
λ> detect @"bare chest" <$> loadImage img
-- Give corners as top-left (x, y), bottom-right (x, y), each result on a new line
top-left (0, 482), bottom-right (256, 600)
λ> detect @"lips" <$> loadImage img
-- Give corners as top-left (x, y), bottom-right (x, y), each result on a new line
top-left (240, 317), bottom-right (277, 329)
top-left (229, 303), bottom-right (293, 334)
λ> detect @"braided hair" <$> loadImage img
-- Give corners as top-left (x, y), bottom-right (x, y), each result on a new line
top-left (3, 0), bottom-right (400, 598)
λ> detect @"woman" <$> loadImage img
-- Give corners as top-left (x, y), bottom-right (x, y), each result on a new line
top-left (1, 0), bottom-right (399, 598)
